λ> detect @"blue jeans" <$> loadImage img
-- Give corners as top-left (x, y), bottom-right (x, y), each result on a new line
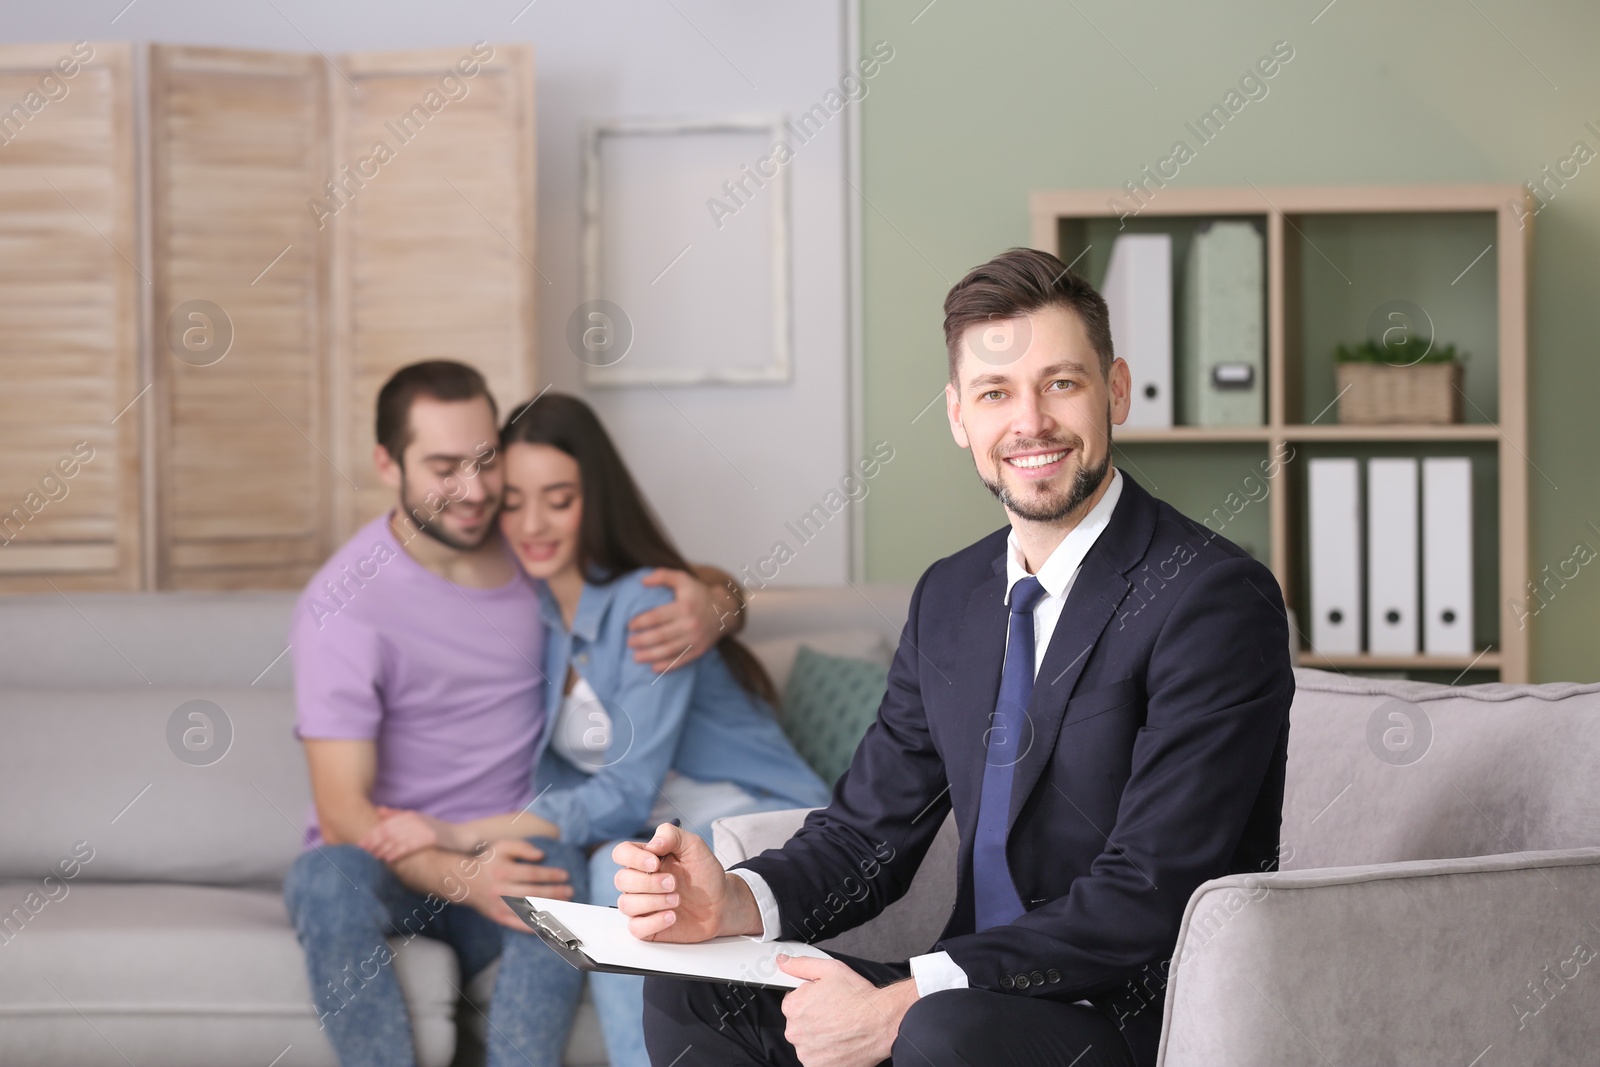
top-left (586, 798), bottom-right (807, 1067)
top-left (284, 838), bottom-right (588, 1067)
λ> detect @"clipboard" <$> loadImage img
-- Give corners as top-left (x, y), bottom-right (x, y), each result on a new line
top-left (503, 896), bottom-right (831, 990)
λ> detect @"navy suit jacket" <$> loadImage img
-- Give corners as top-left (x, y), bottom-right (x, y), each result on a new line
top-left (733, 470), bottom-right (1294, 1067)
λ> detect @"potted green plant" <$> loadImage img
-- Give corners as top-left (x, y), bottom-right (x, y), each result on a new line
top-left (1333, 339), bottom-right (1465, 424)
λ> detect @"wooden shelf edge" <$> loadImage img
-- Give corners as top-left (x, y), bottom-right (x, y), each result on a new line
top-left (1113, 427), bottom-right (1273, 443)
top-left (1112, 424), bottom-right (1502, 443)
top-left (1297, 651), bottom-right (1502, 671)
top-left (1281, 424), bottom-right (1502, 441)
top-left (1032, 183), bottom-right (1527, 220)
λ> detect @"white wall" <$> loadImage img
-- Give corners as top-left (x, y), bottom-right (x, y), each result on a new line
top-left (3, 0), bottom-right (857, 584)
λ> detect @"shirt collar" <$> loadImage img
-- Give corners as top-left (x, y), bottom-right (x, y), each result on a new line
top-left (535, 574), bottom-right (614, 642)
top-left (1005, 466), bottom-right (1123, 604)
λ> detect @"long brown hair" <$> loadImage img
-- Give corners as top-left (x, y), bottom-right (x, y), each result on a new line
top-left (501, 392), bottom-right (777, 707)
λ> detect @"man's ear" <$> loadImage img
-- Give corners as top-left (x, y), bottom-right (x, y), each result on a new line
top-left (1108, 358), bottom-right (1132, 428)
top-left (945, 381), bottom-right (970, 450)
top-left (374, 443), bottom-right (403, 489)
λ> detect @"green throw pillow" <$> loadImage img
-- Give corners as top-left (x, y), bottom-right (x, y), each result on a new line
top-left (780, 645), bottom-right (889, 786)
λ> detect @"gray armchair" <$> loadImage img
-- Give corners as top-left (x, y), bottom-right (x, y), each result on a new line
top-left (712, 665), bottom-right (1600, 1066)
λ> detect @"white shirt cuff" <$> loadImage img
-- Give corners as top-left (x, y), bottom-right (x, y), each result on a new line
top-left (727, 868), bottom-right (971, 998)
top-left (727, 867), bottom-right (782, 942)
top-left (908, 951), bottom-right (969, 996)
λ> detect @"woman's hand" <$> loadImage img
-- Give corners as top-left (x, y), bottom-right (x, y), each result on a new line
top-left (359, 806), bottom-right (468, 862)
top-left (453, 838), bottom-right (575, 929)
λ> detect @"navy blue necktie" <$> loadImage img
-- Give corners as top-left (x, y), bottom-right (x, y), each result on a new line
top-left (973, 574), bottom-right (1047, 931)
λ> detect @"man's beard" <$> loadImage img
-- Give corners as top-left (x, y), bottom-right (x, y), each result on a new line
top-left (399, 470), bottom-right (498, 552)
top-left (977, 406), bottom-right (1112, 524)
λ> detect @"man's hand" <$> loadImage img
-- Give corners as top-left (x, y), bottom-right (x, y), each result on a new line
top-left (448, 838), bottom-right (574, 931)
top-left (777, 956), bottom-right (918, 1067)
top-left (630, 567), bottom-right (744, 672)
top-left (358, 806), bottom-right (466, 862)
top-left (613, 822), bottom-right (762, 942)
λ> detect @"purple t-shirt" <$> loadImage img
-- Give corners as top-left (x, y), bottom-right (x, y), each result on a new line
top-left (290, 513), bottom-right (545, 847)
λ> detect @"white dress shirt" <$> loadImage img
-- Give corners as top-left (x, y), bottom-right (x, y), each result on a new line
top-left (732, 467), bottom-right (1124, 997)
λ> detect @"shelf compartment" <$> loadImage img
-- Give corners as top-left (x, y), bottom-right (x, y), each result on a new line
top-left (1284, 440), bottom-right (1501, 668)
top-left (1060, 213), bottom-right (1269, 433)
top-left (1283, 211), bottom-right (1499, 429)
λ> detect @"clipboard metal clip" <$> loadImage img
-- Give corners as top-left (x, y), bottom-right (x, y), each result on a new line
top-left (530, 910), bottom-right (582, 951)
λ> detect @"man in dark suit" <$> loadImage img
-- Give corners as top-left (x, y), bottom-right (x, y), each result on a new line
top-left (611, 247), bottom-right (1295, 1067)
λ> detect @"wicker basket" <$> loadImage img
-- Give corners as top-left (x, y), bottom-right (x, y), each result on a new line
top-left (1335, 361), bottom-right (1463, 424)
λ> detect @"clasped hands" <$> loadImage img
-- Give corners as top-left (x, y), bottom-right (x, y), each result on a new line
top-left (357, 807), bottom-right (570, 931)
top-left (613, 823), bottom-right (920, 1067)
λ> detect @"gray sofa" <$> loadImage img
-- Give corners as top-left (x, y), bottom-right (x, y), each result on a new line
top-left (716, 667), bottom-right (1600, 1066)
top-left (0, 586), bottom-right (911, 1067)
top-left (6, 587), bottom-right (1593, 1065)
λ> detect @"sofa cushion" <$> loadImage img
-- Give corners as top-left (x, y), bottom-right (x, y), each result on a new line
top-left (0, 587), bottom-right (920, 692)
top-left (779, 646), bottom-right (890, 784)
top-left (745, 629), bottom-right (893, 695)
top-left (0, 592), bottom-right (297, 688)
top-left (0, 688), bottom-right (309, 883)
top-left (0, 882), bottom-right (455, 1067)
top-left (1283, 667), bottom-right (1600, 870)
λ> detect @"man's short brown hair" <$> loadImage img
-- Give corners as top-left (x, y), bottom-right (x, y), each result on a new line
top-left (374, 360), bottom-right (497, 463)
top-left (943, 247), bottom-right (1115, 383)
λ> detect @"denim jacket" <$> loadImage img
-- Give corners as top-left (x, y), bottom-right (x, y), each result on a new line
top-left (526, 569), bottom-right (831, 848)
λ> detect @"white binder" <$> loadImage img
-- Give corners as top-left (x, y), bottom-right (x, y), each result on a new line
top-left (1422, 457), bottom-right (1474, 655)
top-left (1102, 233), bottom-right (1172, 429)
top-left (1308, 458), bottom-right (1362, 655)
top-left (1367, 458), bottom-right (1419, 656)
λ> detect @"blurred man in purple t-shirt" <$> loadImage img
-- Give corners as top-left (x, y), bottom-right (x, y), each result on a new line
top-left (283, 362), bottom-right (745, 1066)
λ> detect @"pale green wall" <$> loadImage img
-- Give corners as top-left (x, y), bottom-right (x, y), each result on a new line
top-left (858, 0), bottom-right (1600, 683)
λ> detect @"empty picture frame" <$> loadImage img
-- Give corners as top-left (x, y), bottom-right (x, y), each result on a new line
top-left (580, 117), bottom-right (792, 386)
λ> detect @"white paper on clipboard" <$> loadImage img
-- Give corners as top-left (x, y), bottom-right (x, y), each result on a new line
top-left (526, 897), bottom-right (832, 989)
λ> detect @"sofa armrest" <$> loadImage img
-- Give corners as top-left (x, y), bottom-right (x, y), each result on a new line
top-left (1157, 846), bottom-right (1600, 1067)
top-left (710, 807), bottom-right (959, 963)
top-left (711, 807), bottom-right (814, 867)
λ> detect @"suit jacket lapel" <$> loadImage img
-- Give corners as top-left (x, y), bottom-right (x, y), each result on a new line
top-left (949, 560), bottom-right (1008, 830)
top-left (1005, 551), bottom-right (1131, 833)
top-left (1003, 470), bottom-right (1168, 834)
top-left (945, 471), bottom-right (1162, 852)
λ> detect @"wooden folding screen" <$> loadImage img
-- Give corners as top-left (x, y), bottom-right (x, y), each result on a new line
top-left (329, 45), bottom-right (538, 538)
top-left (0, 42), bottom-right (141, 592)
top-left (0, 42), bottom-right (537, 592)
top-left (149, 46), bottom-right (331, 589)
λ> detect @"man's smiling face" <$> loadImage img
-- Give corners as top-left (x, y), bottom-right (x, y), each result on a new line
top-left (944, 303), bottom-right (1130, 526)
